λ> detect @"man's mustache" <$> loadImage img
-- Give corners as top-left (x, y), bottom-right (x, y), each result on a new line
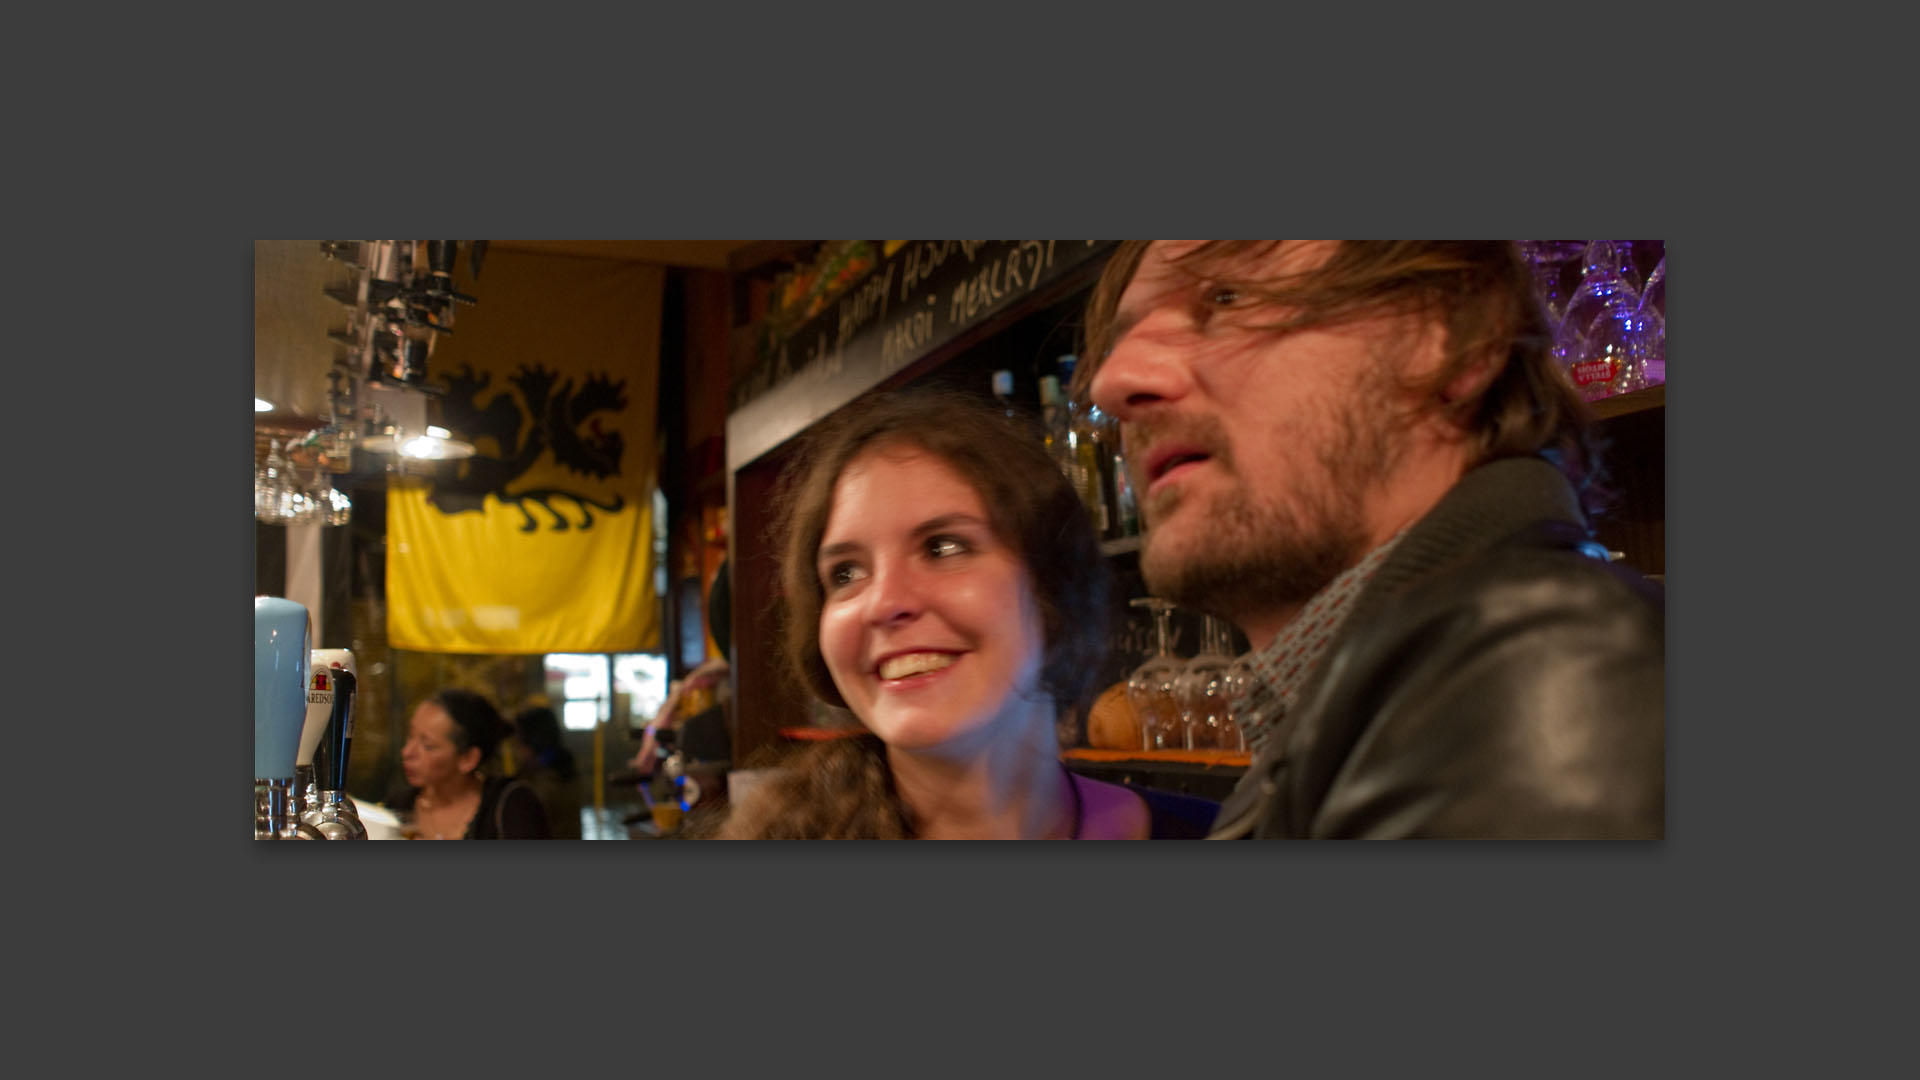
top-left (1120, 417), bottom-right (1235, 485)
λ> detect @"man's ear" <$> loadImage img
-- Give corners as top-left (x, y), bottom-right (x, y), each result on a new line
top-left (1438, 345), bottom-right (1504, 413)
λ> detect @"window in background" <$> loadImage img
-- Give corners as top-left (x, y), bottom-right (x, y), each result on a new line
top-left (543, 652), bottom-right (669, 735)
top-left (544, 653), bottom-right (610, 731)
top-left (615, 653), bottom-right (669, 736)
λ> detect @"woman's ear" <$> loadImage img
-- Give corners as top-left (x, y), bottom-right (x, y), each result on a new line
top-left (459, 746), bottom-right (483, 776)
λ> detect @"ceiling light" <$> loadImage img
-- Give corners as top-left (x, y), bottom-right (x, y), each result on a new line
top-left (359, 424), bottom-right (476, 461)
top-left (256, 398), bottom-right (275, 412)
top-left (400, 434), bottom-right (474, 460)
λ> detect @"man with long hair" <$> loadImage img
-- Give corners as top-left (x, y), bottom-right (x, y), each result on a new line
top-left (1078, 241), bottom-right (1663, 838)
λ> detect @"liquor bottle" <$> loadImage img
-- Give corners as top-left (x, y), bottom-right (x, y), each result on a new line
top-left (1056, 356), bottom-right (1111, 537)
top-left (1068, 352), bottom-right (1139, 539)
top-left (1038, 374), bottom-right (1071, 478)
top-left (990, 370), bottom-right (1041, 443)
top-left (991, 369), bottom-right (1019, 427)
top-left (1108, 431), bottom-right (1140, 538)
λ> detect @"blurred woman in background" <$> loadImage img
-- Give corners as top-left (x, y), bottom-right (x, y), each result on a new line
top-left (401, 689), bottom-right (552, 840)
top-left (511, 704), bottom-right (582, 840)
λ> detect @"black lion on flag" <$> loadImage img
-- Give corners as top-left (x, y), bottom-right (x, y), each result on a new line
top-left (427, 363), bottom-right (630, 532)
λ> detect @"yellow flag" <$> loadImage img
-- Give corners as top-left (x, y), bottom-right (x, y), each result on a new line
top-left (387, 249), bottom-right (663, 654)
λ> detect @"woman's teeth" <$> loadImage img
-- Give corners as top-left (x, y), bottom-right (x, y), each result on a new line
top-left (878, 652), bottom-right (957, 680)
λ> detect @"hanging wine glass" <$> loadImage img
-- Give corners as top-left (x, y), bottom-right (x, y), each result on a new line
top-left (1125, 598), bottom-right (1184, 751)
top-left (1172, 615), bottom-right (1235, 750)
top-left (1571, 298), bottom-right (1662, 400)
top-left (1634, 255), bottom-right (1666, 389)
top-left (1517, 240), bottom-right (1587, 334)
top-left (257, 438), bottom-right (300, 523)
top-left (1554, 242), bottom-right (1644, 401)
top-left (1614, 240), bottom-right (1640, 294)
top-left (1639, 254), bottom-right (1665, 320)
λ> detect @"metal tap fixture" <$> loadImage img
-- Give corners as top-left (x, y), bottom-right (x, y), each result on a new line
top-left (298, 650), bottom-right (366, 839)
top-left (320, 239), bottom-right (481, 394)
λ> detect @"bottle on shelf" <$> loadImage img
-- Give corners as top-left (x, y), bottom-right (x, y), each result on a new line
top-left (1057, 355), bottom-right (1120, 539)
top-left (990, 369), bottom-right (1042, 443)
top-left (1037, 373), bottom-right (1072, 480)
top-left (1039, 363), bottom-right (1098, 528)
top-left (1105, 420), bottom-right (1139, 539)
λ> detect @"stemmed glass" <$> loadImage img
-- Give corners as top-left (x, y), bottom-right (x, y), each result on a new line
top-left (1221, 653), bottom-right (1258, 754)
top-left (1639, 255), bottom-right (1665, 320)
top-left (1125, 598), bottom-right (1184, 752)
top-left (1555, 242), bottom-right (1648, 401)
top-left (1634, 255), bottom-right (1666, 388)
top-left (1172, 615), bottom-right (1236, 750)
top-left (1517, 241), bottom-right (1587, 334)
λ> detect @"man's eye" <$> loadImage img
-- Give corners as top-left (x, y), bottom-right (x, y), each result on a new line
top-left (1208, 286), bottom-right (1240, 307)
top-left (926, 535), bottom-right (972, 559)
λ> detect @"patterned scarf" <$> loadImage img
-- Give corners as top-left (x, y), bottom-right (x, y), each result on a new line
top-left (1234, 531), bottom-right (1406, 756)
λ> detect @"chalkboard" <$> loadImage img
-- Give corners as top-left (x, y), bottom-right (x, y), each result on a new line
top-left (727, 240), bottom-right (1118, 472)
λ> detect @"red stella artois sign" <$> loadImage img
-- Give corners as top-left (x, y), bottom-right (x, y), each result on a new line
top-left (1573, 358), bottom-right (1616, 386)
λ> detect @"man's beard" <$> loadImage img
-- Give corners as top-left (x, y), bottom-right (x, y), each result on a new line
top-left (1134, 398), bottom-right (1401, 627)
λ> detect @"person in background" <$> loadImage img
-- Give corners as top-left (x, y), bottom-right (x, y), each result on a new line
top-left (630, 656), bottom-right (729, 783)
top-left (400, 688), bottom-right (552, 840)
top-left (511, 704), bottom-right (582, 840)
top-left (621, 656), bottom-right (729, 830)
top-left (1078, 241), bottom-right (1663, 838)
top-left (706, 390), bottom-right (1218, 839)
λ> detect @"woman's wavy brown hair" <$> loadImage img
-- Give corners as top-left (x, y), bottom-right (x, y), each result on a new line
top-left (707, 389), bottom-right (1112, 839)
top-left (1075, 241), bottom-right (1610, 518)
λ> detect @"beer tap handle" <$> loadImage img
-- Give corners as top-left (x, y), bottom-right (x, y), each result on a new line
top-left (423, 241), bottom-right (479, 305)
top-left (296, 663), bottom-right (333, 775)
top-left (254, 598), bottom-right (314, 839)
top-left (254, 598), bottom-right (310, 785)
top-left (321, 669), bottom-right (357, 794)
top-left (305, 650), bottom-right (364, 839)
top-left (426, 240), bottom-right (458, 279)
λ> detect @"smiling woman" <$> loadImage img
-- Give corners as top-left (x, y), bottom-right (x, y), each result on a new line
top-left (699, 391), bottom-right (1218, 840)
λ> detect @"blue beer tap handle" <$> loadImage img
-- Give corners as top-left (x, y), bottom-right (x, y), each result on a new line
top-left (253, 597), bottom-right (311, 781)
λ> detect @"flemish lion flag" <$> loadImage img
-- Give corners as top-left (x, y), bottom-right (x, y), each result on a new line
top-left (387, 249), bottom-right (663, 654)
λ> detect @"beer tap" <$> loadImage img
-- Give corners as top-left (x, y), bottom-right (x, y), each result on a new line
top-left (255, 597), bottom-right (322, 839)
top-left (320, 668), bottom-right (364, 837)
top-left (296, 650), bottom-right (365, 838)
top-left (421, 241), bottom-right (479, 309)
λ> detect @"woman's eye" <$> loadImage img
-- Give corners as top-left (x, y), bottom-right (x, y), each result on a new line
top-left (1208, 286), bottom-right (1240, 307)
top-left (926, 535), bottom-right (972, 559)
top-left (825, 562), bottom-right (866, 589)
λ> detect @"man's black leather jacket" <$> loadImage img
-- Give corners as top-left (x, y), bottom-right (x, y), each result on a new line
top-left (1209, 457), bottom-right (1664, 839)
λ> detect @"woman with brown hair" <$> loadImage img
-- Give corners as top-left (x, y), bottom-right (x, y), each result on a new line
top-left (707, 389), bottom-right (1216, 840)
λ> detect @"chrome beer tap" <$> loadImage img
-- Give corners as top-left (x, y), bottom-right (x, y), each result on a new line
top-left (294, 649), bottom-right (338, 821)
top-left (255, 597), bottom-right (323, 839)
top-left (301, 659), bottom-right (365, 840)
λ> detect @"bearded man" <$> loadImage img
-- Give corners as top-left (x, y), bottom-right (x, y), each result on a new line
top-left (1081, 241), bottom-right (1663, 838)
